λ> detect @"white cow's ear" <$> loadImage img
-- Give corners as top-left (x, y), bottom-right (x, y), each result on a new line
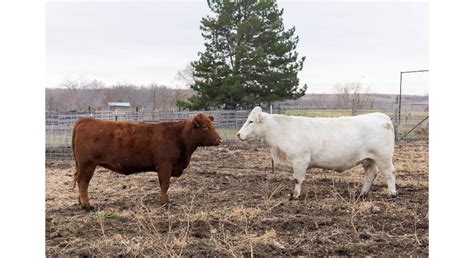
top-left (253, 106), bottom-right (262, 113)
top-left (256, 113), bottom-right (264, 123)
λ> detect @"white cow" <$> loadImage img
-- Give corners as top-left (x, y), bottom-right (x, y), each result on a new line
top-left (237, 107), bottom-right (396, 200)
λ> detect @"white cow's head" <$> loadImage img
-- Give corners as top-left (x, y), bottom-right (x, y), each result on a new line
top-left (236, 106), bottom-right (266, 141)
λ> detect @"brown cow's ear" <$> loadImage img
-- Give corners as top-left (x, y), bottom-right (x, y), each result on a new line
top-left (209, 115), bottom-right (215, 122)
top-left (192, 116), bottom-right (201, 128)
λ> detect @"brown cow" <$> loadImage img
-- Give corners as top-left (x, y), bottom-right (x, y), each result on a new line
top-left (71, 113), bottom-right (222, 210)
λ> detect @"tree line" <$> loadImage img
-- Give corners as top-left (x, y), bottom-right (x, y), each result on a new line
top-left (46, 80), bottom-right (193, 112)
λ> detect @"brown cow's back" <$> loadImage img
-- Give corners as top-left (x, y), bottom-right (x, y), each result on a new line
top-left (73, 118), bottom-right (183, 174)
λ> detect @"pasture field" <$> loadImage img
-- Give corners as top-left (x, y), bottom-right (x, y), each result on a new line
top-left (46, 140), bottom-right (428, 256)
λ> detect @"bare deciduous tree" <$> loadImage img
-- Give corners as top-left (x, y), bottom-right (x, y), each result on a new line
top-left (174, 63), bottom-right (197, 111)
top-left (60, 80), bottom-right (82, 111)
top-left (334, 82), bottom-right (372, 115)
top-left (46, 79), bottom-right (194, 112)
top-left (56, 79), bottom-right (107, 111)
top-left (174, 62), bottom-right (195, 89)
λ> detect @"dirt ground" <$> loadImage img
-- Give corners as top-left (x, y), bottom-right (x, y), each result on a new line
top-left (46, 140), bottom-right (428, 256)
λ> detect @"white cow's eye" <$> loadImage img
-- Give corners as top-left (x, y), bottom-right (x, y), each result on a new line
top-left (248, 121), bottom-right (254, 124)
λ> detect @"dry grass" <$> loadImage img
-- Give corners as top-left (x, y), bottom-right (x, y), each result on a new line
top-left (46, 140), bottom-right (428, 256)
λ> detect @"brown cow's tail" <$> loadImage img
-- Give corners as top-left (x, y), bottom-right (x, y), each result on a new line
top-left (71, 119), bottom-right (80, 191)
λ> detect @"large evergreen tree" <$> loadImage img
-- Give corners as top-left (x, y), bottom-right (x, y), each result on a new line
top-left (180, 0), bottom-right (306, 110)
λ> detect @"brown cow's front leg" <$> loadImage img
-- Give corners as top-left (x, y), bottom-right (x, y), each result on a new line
top-left (157, 163), bottom-right (172, 205)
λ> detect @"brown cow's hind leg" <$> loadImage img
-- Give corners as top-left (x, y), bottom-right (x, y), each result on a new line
top-left (77, 163), bottom-right (97, 210)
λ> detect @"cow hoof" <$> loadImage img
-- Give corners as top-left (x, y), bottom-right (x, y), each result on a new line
top-left (387, 194), bottom-right (397, 200)
top-left (288, 193), bottom-right (299, 201)
top-left (358, 193), bottom-right (368, 201)
top-left (81, 204), bottom-right (95, 211)
top-left (160, 202), bottom-right (171, 209)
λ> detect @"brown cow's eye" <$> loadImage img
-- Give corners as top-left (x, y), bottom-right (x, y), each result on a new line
top-left (203, 126), bottom-right (208, 130)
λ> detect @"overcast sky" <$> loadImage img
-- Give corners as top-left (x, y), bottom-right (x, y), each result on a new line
top-left (46, 0), bottom-right (428, 95)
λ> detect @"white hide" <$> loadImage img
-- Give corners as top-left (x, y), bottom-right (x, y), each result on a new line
top-left (237, 106), bottom-right (397, 199)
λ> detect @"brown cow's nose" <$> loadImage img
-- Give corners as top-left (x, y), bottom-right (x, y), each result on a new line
top-left (218, 138), bottom-right (223, 144)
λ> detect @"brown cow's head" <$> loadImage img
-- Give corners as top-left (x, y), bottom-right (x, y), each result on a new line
top-left (191, 113), bottom-right (222, 146)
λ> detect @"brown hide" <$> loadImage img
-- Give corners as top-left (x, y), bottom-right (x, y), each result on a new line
top-left (71, 113), bottom-right (221, 210)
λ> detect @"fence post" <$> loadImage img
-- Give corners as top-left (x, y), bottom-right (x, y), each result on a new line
top-left (270, 104), bottom-right (275, 174)
top-left (398, 71), bottom-right (402, 125)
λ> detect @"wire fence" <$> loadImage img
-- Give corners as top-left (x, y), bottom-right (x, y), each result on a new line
top-left (45, 107), bottom-right (428, 160)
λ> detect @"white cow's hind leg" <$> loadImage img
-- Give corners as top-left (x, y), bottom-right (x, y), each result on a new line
top-left (376, 159), bottom-right (397, 198)
top-left (290, 158), bottom-right (309, 200)
top-left (360, 159), bottom-right (378, 197)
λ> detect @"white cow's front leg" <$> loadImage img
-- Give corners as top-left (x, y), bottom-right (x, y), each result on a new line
top-left (290, 158), bottom-right (309, 200)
